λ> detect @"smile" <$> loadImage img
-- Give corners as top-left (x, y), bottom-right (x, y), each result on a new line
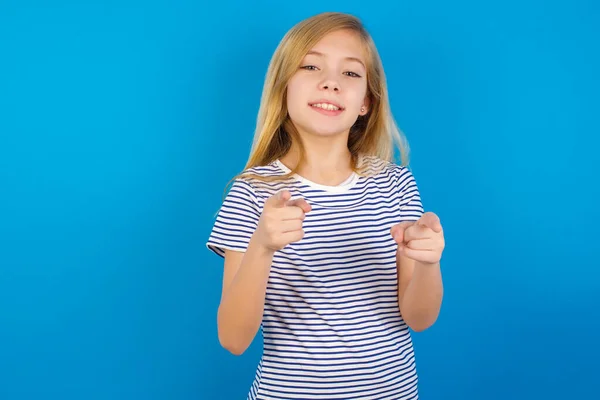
top-left (310, 102), bottom-right (342, 111)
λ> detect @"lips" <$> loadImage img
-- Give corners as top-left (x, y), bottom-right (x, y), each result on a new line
top-left (308, 102), bottom-right (344, 117)
top-left (308, 99), bottom-right (344, 111)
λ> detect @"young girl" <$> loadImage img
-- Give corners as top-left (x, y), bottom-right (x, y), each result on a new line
top-left (207, 11), bottom-right (445, 400)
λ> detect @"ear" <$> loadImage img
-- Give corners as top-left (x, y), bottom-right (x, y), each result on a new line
top-left (360, 96), bottom-right (371, 116)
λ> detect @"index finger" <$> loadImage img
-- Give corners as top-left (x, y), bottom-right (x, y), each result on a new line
top-left (265, 190), bottom-right (292, 208)
top-left (417, 212), bottom-right (442, 233)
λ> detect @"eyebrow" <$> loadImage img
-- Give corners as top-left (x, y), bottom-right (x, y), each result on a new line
top-left (306, 50), bottom-right (366, 69)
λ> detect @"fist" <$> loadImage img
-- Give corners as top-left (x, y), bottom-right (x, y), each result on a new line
top-left (390, 212), bottom-right (445, 265)
top-left (255, 190), bottom-right (312, 252)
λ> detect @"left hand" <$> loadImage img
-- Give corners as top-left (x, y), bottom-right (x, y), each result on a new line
top-left (390, 212), bottom-right (445, 265)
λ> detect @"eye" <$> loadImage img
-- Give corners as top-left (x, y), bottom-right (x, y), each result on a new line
top-left (344, 71), bottom-right (362, 78)
top-left (300, 65), bottom-right (318, 71)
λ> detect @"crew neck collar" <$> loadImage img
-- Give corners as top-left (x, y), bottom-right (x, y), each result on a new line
top-left (274, 159), bottom-right (359, 193)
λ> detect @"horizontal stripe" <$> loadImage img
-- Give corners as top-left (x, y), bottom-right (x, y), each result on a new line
top-left (207, 156), bottom-right (424, 399)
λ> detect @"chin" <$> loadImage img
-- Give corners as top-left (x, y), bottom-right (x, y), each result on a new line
top-left (289, 107), bottom-right (355, 138)
top-left (294, 117), bottom-right (354, 138)
top-left (302, 125), bottom-right (350, 138)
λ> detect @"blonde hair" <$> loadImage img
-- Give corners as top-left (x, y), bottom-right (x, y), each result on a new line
top-left (235, 11), bottom-right (410, 183)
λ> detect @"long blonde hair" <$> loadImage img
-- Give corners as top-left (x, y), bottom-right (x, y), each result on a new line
top-left (235, 12), bottom-right (410, 183)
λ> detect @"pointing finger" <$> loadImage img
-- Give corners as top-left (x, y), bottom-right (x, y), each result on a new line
top-left (417, 212), bottom-right (442, 233)
top-left (267, 190), bottom-right (292, 208)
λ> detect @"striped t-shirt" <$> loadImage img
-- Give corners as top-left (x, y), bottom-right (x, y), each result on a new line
top-left (207, 156), bottom-right (425, 400)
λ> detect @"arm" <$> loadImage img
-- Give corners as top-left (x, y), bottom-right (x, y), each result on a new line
top-left (215, 190), bottom-right (310, 355)
top-left (397, 252), bottom-right (444, 331)
top-left (391, 168), bottom-right (444, 331)
top-left (217, 235), bottom-right (275, 355)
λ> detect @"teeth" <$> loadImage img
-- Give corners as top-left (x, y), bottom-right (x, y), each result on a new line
top-left (311, 103), bottom-right (340, 111)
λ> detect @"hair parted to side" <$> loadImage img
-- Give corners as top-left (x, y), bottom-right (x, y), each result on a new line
top-left (234, 11), bottom-right (410, 184)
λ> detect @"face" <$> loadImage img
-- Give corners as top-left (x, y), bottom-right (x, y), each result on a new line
top-left (286, 29), bottom-right (370, 139)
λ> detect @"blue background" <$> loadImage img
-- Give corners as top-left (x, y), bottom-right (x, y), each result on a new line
top-left (1, 1), bottom-right (599, 399)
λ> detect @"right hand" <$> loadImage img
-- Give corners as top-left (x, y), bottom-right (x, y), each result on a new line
top-left (255, 190), bottom-right (312, 252)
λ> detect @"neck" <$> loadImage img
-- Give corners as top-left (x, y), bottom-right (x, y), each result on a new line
top-left (280, 132), bottom-right (354, 186)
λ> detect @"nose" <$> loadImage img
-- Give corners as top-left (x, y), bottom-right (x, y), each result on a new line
top-left (321, 83), bottom-right (339, 92)
top-left (321, 82), bottom-right (339, 91)
top-left (319, 74), bottom-right (340, 92)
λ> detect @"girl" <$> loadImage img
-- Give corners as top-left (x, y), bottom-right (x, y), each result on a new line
top-left (207, 11), bottom-right (445, 400)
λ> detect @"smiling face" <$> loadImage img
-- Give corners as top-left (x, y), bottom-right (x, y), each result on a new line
top-left (286, 29), bottom-right (370, 140)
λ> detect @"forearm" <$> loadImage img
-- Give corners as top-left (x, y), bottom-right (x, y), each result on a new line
top-left (217, 235), bottom-right (274, 355)
top-left (401, 262), bottom-right (443, 331)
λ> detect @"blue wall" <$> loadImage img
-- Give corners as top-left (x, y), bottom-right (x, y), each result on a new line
top-left (1, 1), bottom-right (598, 399)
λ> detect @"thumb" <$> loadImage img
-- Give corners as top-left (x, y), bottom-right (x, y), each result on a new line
top-left (268, 190), bottom-right (292, 208)
top-left (286, 197), bottom-right (312, 213)
top-left (390, 221), bottom-right (413, 244)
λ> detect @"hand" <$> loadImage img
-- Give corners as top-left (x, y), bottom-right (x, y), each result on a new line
top-left (390, 212), bottom-right (445, 265)
top-left (255, 190), bottom-right (312, 252)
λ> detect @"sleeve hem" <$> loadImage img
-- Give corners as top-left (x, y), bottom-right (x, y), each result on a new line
top-left (206, 240), bottom-right (249, 259)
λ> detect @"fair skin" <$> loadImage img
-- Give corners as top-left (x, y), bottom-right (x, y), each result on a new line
top-left (281, 29), bottom-right (370, 185)
top-left (217, 29), bottom-right (444, 355)
top-left (217, 191), bottom-right (310, 355)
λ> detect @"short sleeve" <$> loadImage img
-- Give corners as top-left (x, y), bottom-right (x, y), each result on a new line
top-left (397, 167), bottom-right (425, 222)
top-left (206, 179), bottom-right (261, 258)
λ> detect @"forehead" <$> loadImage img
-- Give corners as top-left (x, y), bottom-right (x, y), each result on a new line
top-left (306, 30), bottom-right (366, 61)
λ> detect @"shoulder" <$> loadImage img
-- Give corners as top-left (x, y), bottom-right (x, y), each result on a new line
top-left (358, 155), bottom-right (416, 184)
top-left (230, 160), bottom-right (293, 202)
top-left (241, 161), bottom-right (285, 180)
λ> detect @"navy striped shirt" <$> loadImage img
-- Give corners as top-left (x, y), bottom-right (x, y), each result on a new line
top-left (207, 156), bottom-right (425, 399)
